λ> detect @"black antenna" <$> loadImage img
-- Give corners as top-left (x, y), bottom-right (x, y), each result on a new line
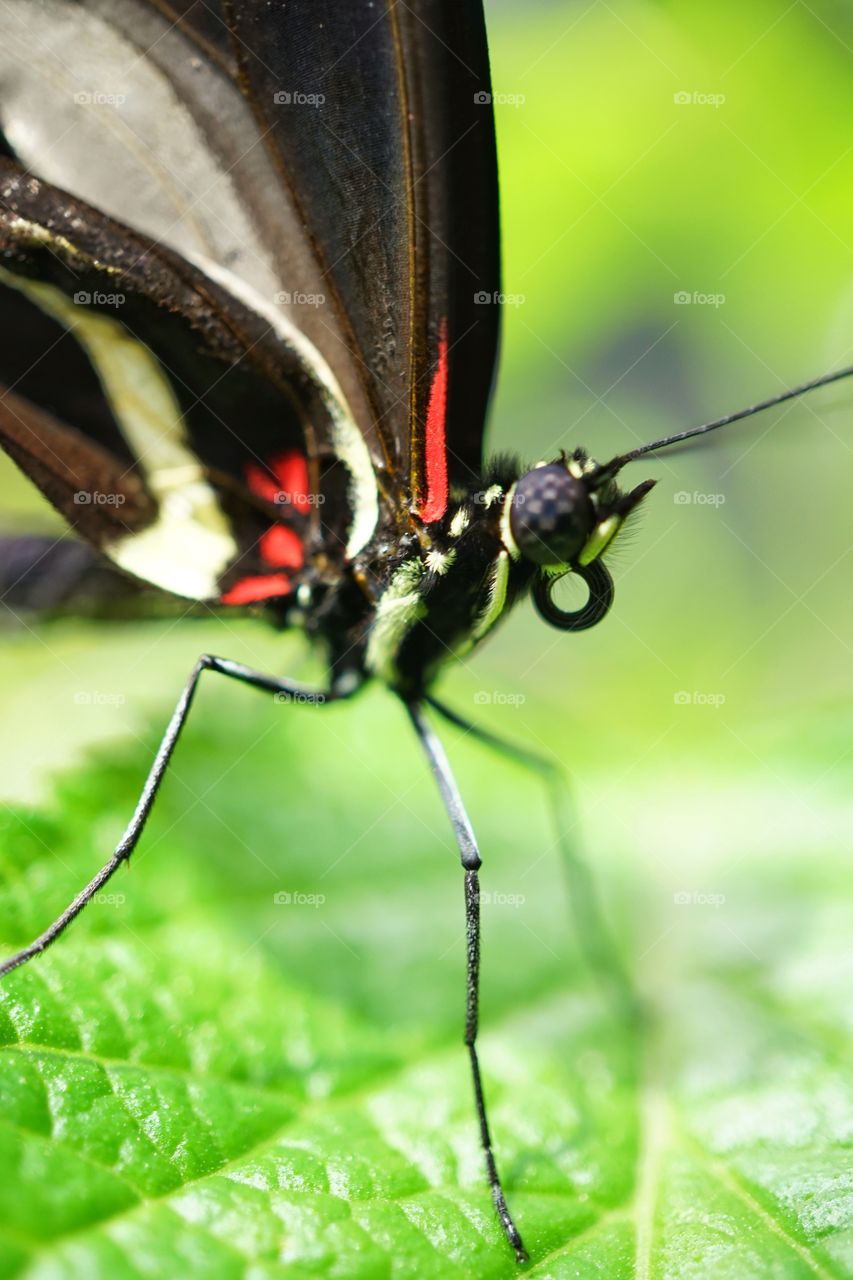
top-left (602, 362), bottom-right (853, 474)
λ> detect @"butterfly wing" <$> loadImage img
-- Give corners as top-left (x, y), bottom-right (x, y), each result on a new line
top-left (205, 1), bottom-right (502, 517)
top-left (0, 165), bottom-right (362, 605)
top-left (0, 536), bottom-right (194, 622)
top-left (0, 0), bottom-right (500, 608)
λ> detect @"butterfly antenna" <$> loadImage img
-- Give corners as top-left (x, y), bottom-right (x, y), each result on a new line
top-left (600, 362), bottom-right (853, 475)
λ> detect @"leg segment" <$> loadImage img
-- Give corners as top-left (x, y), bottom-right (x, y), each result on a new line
top-left (0, 655), bottom-right (336, 978)
top-left (425, 694), bottom-right (637, 1023)
top-left (406, 700), bottom-right (527, 1264)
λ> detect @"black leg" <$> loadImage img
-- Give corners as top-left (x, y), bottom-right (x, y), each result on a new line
top-left (425, 694), bottom-right (638, 1024)
top-left (406, 700), bottom-right (527, 1265)
top-left (0, 655), bottom-right (337, 979)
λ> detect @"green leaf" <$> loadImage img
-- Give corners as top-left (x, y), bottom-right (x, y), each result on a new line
top-left (0, 686), bottom-right (849, 1280)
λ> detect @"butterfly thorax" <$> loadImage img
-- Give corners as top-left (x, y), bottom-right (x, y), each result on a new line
top-left (339, 458), bottom-right (535, 698)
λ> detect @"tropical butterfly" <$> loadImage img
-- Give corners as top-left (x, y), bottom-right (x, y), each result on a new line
top-left (0, 1), bottom-right (850, 1264)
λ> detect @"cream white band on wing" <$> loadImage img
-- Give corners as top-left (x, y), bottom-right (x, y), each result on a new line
top-left (190, 255), bottom-right (379, 559)
top-left (0, 0), bottom-right (380, 560)
top-left (0, 263), bottom-right (237, 600)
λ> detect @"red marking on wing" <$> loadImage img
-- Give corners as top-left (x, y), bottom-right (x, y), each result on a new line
top-left (220, 574), bottom-right (292, 606)
top-left (245, 462), bottom-right (280, 505)
top-left (245, 450), bottom-right (310, 513)
top-left (272, 450), bottom-right (311, 513)
top-left (260, 523), bottom-right (304, 570)
top-left (416, 318), bottom-right (449, 524)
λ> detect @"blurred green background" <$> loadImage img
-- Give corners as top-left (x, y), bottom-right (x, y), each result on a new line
top-left (0, 1), bottom-right (851, 1272)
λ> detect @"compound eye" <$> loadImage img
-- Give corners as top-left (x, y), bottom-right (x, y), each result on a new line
top-left (509, 464), bottom-right (594, 566)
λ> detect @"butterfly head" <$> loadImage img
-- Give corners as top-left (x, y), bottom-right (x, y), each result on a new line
top-left (505, 451), bottom-right (655, 631)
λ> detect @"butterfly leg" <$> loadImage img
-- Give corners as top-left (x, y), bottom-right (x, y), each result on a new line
top-left (0, 655), bottom-right (336, 979)
top-left (406, 700), bottom-right (527, 1265)
top-left (425, 695), bottom-right (638, 1025)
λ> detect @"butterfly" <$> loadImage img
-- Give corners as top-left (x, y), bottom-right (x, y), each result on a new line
top-left (0, 1), bottom-right (850, 1264)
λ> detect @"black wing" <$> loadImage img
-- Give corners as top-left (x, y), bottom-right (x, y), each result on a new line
top-left (0, 0), bottom-right (500, 606)
top-left (0, 537), bottom-right (191, 622)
